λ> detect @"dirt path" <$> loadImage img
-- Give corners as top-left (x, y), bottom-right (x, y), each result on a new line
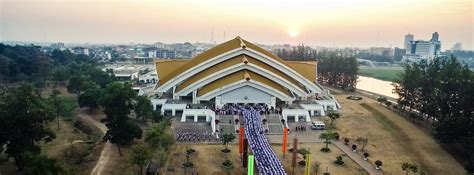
top-left (78, 114), bottom-right (113, 175)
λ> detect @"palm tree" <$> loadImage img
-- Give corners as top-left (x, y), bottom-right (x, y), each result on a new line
top-left (319, 132), bottom-right (336, 152)
top-left (327, 112), bottom-right (341, 126)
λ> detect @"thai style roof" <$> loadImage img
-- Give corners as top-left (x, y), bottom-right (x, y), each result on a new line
top-left (154, 36), bottom-right (321, 99)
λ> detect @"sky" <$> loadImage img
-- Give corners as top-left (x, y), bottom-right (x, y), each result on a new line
top-left (0, 0), bottom-right (473, 50)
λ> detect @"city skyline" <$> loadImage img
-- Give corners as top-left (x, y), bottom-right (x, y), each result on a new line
top-left (0, 0), bottom-right (473, 50)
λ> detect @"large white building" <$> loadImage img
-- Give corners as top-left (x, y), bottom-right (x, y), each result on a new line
top-left (150, 37), bottom-right (340, 126)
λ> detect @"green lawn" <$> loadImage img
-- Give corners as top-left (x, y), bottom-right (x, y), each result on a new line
top-left (358, 67), bottom-right (404, 82)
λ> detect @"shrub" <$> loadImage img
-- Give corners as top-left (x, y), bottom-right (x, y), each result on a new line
top-left (221, 148), bottom-right (231, 153)
top-left (352, 144), bottom-right (357, 152)
top-left (333, 133), bottom-right (340, 140)
top-left (183, 162), bottom-right (194, 168)
top-left (298, 160), bottom-right (306, 166)
top-left (334, 156), bottom-right (344, 165)
top-left (363, 152), bottom-right (369, 161)
top-left (375, 160), bottom-right (383, 170)
top-left (320, 147), bottom-right (330, 152)
top-left (343, 138), bottom-right (349, 145)
top-left (222, 160), bottom-right (233, 168)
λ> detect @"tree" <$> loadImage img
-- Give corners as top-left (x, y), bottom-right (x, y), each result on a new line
top-left (144, 122), bottom-right (174, 149)
top-left (396, 56), bottom-right (474, 172)
top-left (67, 76), bottom-right (83, 95)
top-left (0, 85), bottom-right (56, 170)
top-left (100, 82), bottom-right (142, 156)
top-left (78, 85), bottom-right (101, 109)
top-left (131, 142), bottom-right (153, 175)
top-left (51, 66), bottom-right (69, 83)
top-left (22, 153), bottom-right (64, 175)
top-left (48, 87), bottom-right (64, 130)
top-left (152, 110), bottom-right (163, 123)
top-left (356, 137), bottom-right (369, 151)
top-left (327, 112), bottom-right (341, 126)
top-left (183, 148), bottom-right (196, 174)
top-left (221, 133), bottom-right (236, 153)
top-left (319, 131), bottom-right (336, 152)
top-left (135, 95), bottom-right (154, 122)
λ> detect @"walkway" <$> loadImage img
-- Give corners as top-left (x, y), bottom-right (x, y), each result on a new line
top-left (333, 141), bottom-right (382, 175)
top-left (78, 114), bottom-right (113, 175)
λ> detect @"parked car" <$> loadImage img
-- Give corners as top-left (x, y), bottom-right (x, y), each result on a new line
top-left (346, 95), bottom-right (363, 100)
top-left (310, 121), bottom-right (326, 130)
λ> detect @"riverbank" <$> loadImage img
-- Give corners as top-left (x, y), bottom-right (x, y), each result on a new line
top-left (358, 67), bottom-right (403, 82)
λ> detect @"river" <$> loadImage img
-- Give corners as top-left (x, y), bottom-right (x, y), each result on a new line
top-left (356, 76), bottom-right (398, 99)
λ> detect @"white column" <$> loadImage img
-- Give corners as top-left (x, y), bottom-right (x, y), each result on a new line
top-left (194, 114), bottom-right (198, 122)
top-left (270, 96), bottom-right (276, 109)
top-left (192, 90), bottom-right (198, 104)
top-left (172, 109), bottom-right (176, 116)
top-left (295, 114), bottom-right (299, 122)
top-left (172, 86), bottom-right (179, 100)
top-left (215, 96), bottom-right (223, 108)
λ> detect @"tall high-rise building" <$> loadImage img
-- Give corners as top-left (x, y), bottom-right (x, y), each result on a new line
top-left (431, 32), bottom-right (439, 42)
top-left (404, 33), bottom-right (414, 54)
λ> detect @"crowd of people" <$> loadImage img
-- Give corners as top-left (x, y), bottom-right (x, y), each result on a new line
top-left (175, 129), bottom-right (218, 142)
top-left (243, 108), bottom-right (286, 174)
top-left (295, 125), bottom-right (307, 132)
top-left (212, 103), bottom-right (282, 116)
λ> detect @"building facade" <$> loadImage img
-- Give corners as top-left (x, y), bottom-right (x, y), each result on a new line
top-left (150, 37), bottom-right (340, 125)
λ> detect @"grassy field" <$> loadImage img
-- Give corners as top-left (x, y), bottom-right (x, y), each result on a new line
top-left (358, 67), bottom-right (404, 82)
top-left (163, 143), bottom-right (367, 175)
top-left (333, 92), bottom-right (464, 174)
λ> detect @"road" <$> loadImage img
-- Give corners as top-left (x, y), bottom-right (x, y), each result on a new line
top-left (78, 114), bottom-right (113, 175)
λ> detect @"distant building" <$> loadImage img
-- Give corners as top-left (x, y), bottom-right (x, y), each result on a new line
top-left (50, 43), bottom-right (65, 51)
top-left (148, 51), bottom-right (157, 58)
top-left (369, 47), bottom-right (394, 56)
top-left (451, 43), bottom-right (463, 51)
top-left (431, 32), bottom-right (439, 42)
top-left (404, 34), bottom-right (414, 54)
top-left (72, 47), bottom-right (90, 56)
top-left (155, 42), bottom-right (165, 49)
top-left (403, 32), bottom-right (441, 62)
top-left (156, 49), bottom-right (176, 59)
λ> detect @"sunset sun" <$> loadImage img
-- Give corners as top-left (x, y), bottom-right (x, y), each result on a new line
top-left (288, 28), bottom-right (299, 37)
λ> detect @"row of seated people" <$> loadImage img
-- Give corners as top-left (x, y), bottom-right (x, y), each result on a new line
top-left (175, 129), bottom-right (218, 142)
top-left (213, 103), bottom-right (283, 116)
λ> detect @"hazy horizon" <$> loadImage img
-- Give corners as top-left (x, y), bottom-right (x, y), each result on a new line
top-left (1, 0), bottom-right (473, 50)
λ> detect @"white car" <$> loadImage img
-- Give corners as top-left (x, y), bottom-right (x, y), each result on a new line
top-left (310, 121), bottom-right (326, 130)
